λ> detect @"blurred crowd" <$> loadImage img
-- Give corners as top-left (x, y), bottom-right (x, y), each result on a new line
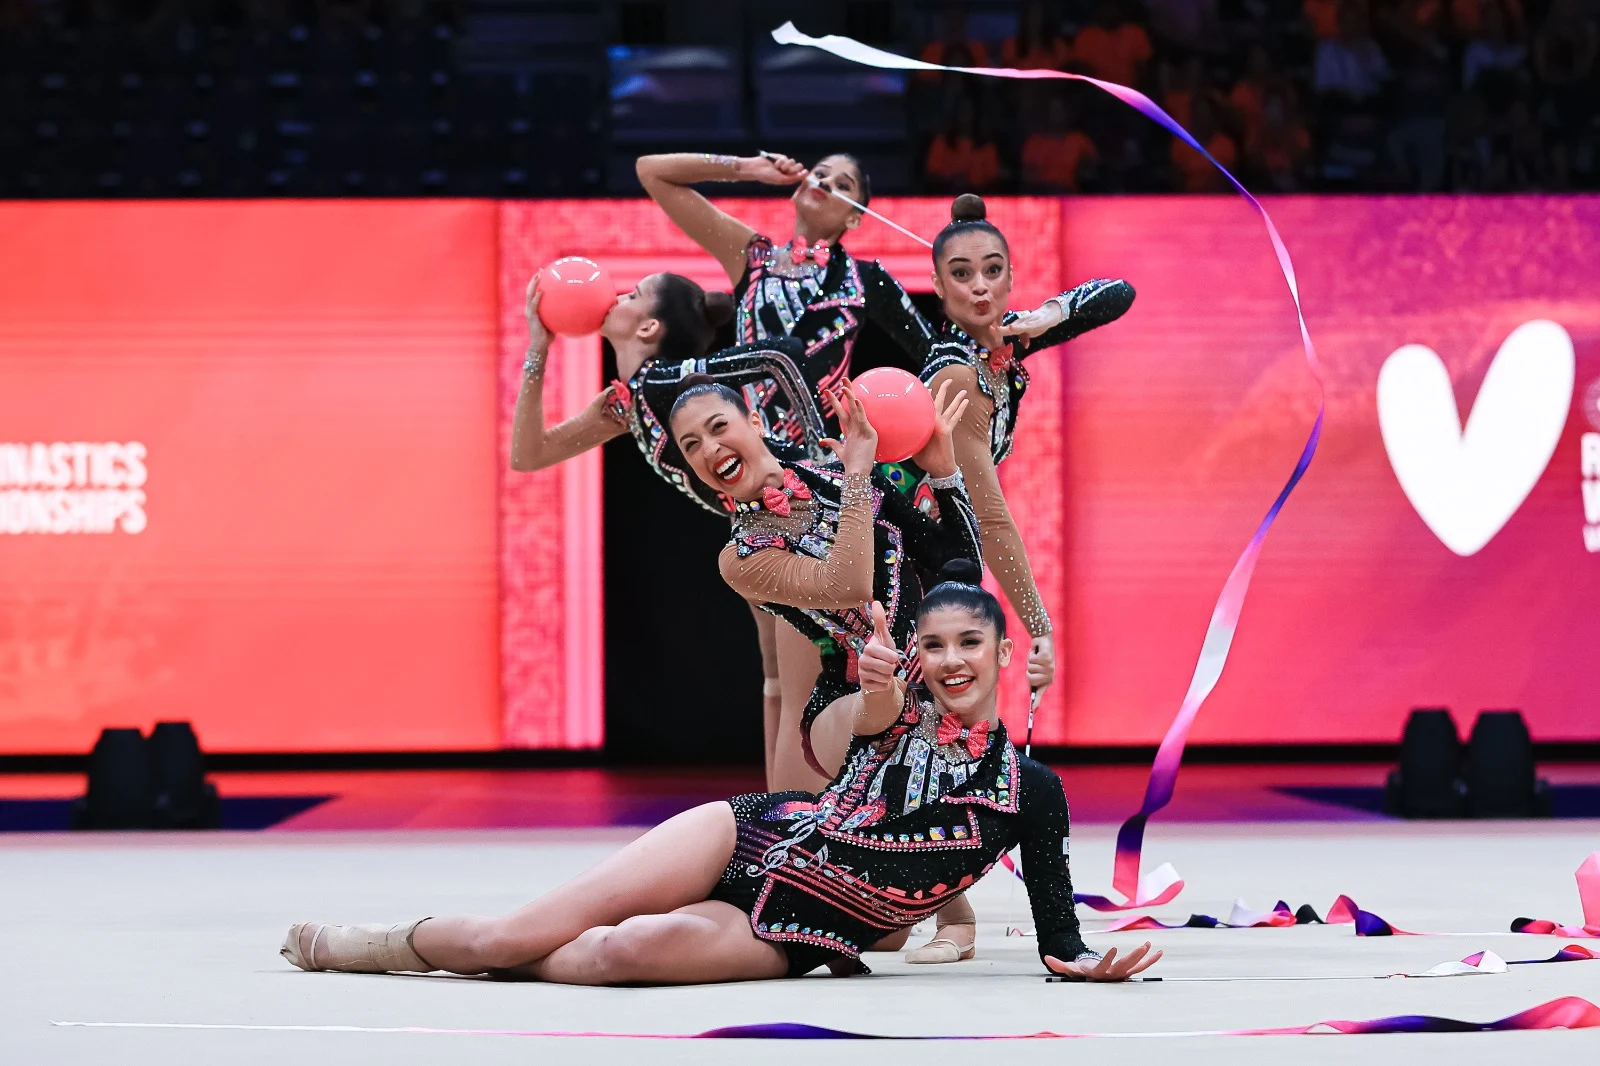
top-left (4, 0), bottom-right (1598, 196)
top-left (916, 0), bottom-right (1600, 193)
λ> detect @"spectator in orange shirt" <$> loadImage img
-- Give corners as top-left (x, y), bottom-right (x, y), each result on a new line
top-left (1071, 0), bottom-right (1153, 87)
top-left (1021, 97), bottom-right (1100, 192)
top-left (1003, 1), bottom-right (1073, 69)
top-left (1169, 96), bottom-right (1238, 191)
top-left (925, 95), bottom-right (1005, 193)
top-left (1247, 84), bottom-right (1313, 191)
top-left (919, 3), bottom-right (993, 82)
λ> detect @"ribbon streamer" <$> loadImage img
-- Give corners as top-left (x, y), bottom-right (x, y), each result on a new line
top-left (772, 22), bottom-right (1327, 910)
top-left (1513, 852), bottom-right (1600, 937)
top-left (1511, 918), bottom-right (1600, 939)
top-left (54, 997), bottom-right (1600, 1039)
top-left (998, 852), bottom-right (1185, 911)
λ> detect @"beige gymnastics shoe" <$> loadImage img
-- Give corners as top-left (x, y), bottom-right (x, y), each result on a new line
top-left (280, 920), bottom-right (433, 974)
top-left (904, 920), bottom-right (976, 963)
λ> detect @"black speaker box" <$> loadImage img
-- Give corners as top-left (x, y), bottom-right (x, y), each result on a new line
top-left (1463, 710), bottom-right (1551, 818)
top-left (71, 728), bottom-right (155, 830)
top-left (1384, 708), bottom-right (1466, 818)
top-left (70, 722), bottom-right (220, 830)
top-left (149, 721), bottom-right (221, 829)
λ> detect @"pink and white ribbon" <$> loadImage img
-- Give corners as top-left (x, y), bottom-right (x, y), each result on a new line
top-left (773, 22), bottom-right (1327, 909)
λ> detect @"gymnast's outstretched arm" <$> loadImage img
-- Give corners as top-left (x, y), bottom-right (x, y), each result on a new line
top-left (925, 361), bottom-right (1053, 696)
top-left (636, 152), bottom-right (806, 285)
top-left (509, 281), bottom-right (626, 472)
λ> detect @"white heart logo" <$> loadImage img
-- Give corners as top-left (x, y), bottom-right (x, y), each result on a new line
top-left (1377, 320), bottom-right (1574, 556)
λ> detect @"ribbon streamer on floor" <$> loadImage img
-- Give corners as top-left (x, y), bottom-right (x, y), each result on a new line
top-left (53, 997), bottom-right (1600, 1039)
top-left (1513, 852), bottom-right (1600, 937)
top-left (772, 22), bottom-right (1327, 910)
top-left (1097, 894), bottom-right (1415, 935)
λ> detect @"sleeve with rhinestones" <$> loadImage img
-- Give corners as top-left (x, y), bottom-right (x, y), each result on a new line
top-left (1017, 757), bottom-right (1090, 966)
top-left (1014, 279), bottom-right (1136, 358)
top-left (928, 363), bottom-right (1051, 636)
top-left (510, 377), bottom-right (627, 473)
top-left (860, 260), bottom-right (937, 364)
top-left (717, 471), bottom-right (875, 608)
top-left (698, 337), bottom-right (824, 447)
top-left (873, 465), bottom-right (983, 578)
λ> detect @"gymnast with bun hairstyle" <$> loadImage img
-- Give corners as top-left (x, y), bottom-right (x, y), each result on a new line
top-left (921, 192), bottom-right (1136, 693)
top-left (279, 554), bottom-right (1161, 985)
top-left (851, 194), bottom-right (1133, 964)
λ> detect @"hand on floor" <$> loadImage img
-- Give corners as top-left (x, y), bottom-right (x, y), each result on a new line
top-left (1044, 942), bottom-right (1162, 981)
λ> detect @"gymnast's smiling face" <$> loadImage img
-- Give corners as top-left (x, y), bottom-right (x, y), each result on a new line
top-left (670, 390), bottom-right (772, 502)
top-left (933, 230), bottom-right (1014, 338)
top-left (916, 606), bottom-right (1012, 719)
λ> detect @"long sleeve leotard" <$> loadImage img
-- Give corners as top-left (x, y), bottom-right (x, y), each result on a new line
top-left (915, 278), bottom-right (1136, 636)
top-left (718, 460), bottom-right (982, 774)
top-left (735, 236), bottom-right (936, 445)
top-left (709, 689), bottom-right (1091, 976)
top-left (513, 336), bottom-right (821, 515)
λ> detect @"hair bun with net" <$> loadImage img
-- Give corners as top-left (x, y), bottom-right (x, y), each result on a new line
top-left (678, 372), bottom-right (716, 391)
top-left (702, 290), bottom-right (735, 329)
top-left (949, 193), bottom-right (987, 223)
top-left (937, 558), bottom-right (983, 586)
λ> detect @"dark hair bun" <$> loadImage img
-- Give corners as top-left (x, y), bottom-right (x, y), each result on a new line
top-left (703, 290), bottom-right (735, 329)
top-left (937, 558), bottom-right (983, 586)
top-left (678, 372), bottom-right (716, 390)
top-left (950, 193), bottom-right (987, 223)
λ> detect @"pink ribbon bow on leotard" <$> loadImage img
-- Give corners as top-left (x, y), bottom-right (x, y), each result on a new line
top-left (760, 468), bottom-right (812, 516)
top-left (787, 236), bottom-right (831, 268)
top-left (936, 716), bottom-right (991, 758)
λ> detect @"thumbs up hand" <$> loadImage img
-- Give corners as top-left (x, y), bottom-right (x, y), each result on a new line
top-left (857, 601), bottom-right (901, 694)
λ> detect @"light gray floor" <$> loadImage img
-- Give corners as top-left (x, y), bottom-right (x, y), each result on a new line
top-left (6, 821), bottom-right (1600, 1064)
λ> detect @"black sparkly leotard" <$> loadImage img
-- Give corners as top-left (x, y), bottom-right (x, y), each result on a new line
top-left (897, 279), bottom-right (1137, 636)
top-left (720, 459), bottom-right (982, 776)
top-left (734, 235), bottom-right (935, 446)
top-left (918, 279), bottom-right (1136, 471)
top-left (709, 692), bottom-right (1091, 976)
top-left (610, 335), bottom-right (821, 514)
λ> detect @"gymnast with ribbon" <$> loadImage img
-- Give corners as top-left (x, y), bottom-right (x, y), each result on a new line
top-left (279, 548), bottom-right (1161, 984)
top-left (637, 149), bottom-right (947, 795)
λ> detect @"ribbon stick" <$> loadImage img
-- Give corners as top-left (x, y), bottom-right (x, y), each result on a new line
top-left (772, 23), bottom-right (1327, 910)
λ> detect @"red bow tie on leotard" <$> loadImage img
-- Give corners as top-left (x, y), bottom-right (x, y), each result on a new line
top-left (935, 716), bottom-right (992, 758)
top-left (761, 468), bottom-right (813, 516)
top-left (986, 342), bottom-right (1017, 372)
top-left (787, 236), bottom-right (830, 268)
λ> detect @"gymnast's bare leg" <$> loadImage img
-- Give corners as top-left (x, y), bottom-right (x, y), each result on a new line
top-left (281, 801), bottom-right (787, 985)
